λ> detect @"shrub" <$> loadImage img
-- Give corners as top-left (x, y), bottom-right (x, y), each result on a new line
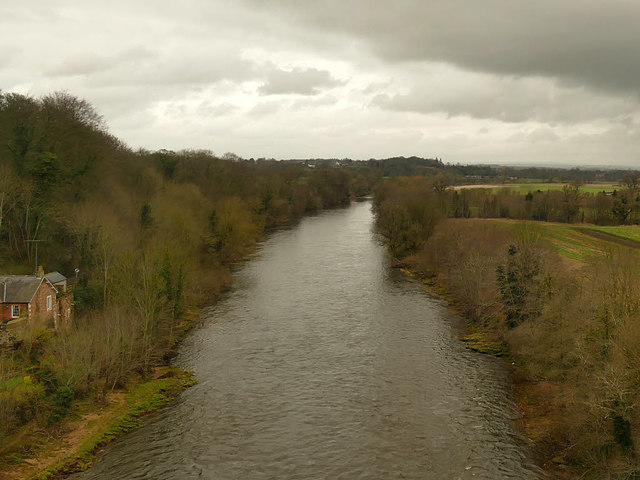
top-left (48, 385), bottom-right (74, 424)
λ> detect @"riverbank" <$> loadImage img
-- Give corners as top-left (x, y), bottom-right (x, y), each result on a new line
top-left (0, 302), bottom-right (208, 480)
top-left (387, 210), bottom-right (640, 479)
top-left (372, 174), bottom-right (640, 477)
top-left (397, 260), bottom-right (573, 479)
top-left (0, 367), bottom-right (195, 480)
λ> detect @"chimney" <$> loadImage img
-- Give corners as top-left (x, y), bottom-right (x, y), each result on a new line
top-left (37, 265), bottom-right (44, 278)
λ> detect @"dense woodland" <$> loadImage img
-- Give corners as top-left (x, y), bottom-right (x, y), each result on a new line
top-left (374, 176), bottom-right (640, 479)
top-left (0, 92), bottom-right (378, 450)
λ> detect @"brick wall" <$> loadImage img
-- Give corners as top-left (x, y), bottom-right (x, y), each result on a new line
top-left (56, 292), bottom-right (73, 330)
top-left (30, 280), bottom-right (57, 327)
top-left (0, 303), bottom-right (27, 323)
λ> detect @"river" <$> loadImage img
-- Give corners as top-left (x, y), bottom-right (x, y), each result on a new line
top-left (75, 200), bottom-right (541, 479)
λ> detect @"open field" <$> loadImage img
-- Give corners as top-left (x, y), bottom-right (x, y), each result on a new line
top-left (454, 182), bottom-right (621, 194)
top-left (473, 218), bottom-right (640, 263)
top-left (540, 224), bottom-right (605, 262)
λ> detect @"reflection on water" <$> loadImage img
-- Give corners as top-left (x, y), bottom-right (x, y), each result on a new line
top-left (75, 201), bottom-right (541, 479)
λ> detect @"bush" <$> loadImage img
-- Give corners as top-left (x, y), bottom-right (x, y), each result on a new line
top-left (0, 375), bottom-right (46, 434)
top-left (49, 385), bottom-right (74, 424)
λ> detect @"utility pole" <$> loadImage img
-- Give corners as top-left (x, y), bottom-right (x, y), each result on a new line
top-left (26, 239), bottom-right (45, 276)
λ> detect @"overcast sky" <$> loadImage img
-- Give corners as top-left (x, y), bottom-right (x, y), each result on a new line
top-left (2, 1), bottom-right (640, 166)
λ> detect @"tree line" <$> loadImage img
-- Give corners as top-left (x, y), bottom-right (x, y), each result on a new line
top-left (445, 180), bottom-right (640, 225)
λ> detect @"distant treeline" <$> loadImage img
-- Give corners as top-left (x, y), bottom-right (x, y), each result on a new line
top-left (447, 182), bottom-right (640, 225)
top-left (289, 155), bottom-right (639, 183)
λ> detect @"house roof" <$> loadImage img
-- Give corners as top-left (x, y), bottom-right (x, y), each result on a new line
top-left (0, 276), bottom-right (51, 303)
top-left (45, 272), bottom-right (66, 284)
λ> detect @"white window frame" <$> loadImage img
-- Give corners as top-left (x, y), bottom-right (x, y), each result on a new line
top-left (46, 295), bottom-right (52, 311)
top-left (11, 305), bottom-right (20, 318)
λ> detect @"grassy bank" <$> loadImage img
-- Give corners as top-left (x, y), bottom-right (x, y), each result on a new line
top-left (0, 367), bottom-right (195, 480)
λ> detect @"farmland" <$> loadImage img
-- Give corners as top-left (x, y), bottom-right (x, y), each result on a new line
top-left (455, 182), bottom-right (621, 194)
top-left (464, 218), bottom-right (640, 263)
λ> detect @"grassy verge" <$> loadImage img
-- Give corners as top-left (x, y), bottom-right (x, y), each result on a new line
top-left (1, 367), bottom-right (196, 480)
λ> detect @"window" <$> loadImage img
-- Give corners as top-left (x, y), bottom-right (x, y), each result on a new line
top-left (11, 305), bottom-right (20, 318)
top-left (46, 295), bottom-right (52, 311)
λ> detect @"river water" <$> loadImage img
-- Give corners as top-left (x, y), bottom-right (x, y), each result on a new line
top-left (75, 200), bottom-right (541, 479)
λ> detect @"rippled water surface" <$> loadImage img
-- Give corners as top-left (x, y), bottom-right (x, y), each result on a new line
top-left (76, 201), bottom-right (541, 479)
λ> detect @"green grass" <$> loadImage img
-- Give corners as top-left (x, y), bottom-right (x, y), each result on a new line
top-left (0, 376), bottom-right (25, 390)
top-left (478, 219), bottom-right (624, 263)
top-left (539, 224), bottom-right (611, 262)
top-left (520, 222), bottom-right (640, 262)
top-left (520, 183), bottom-right (617, 194)
top-left (474, 218), bottom-right (640, 263)
top-left (461, 182), bottom-right (620, 195)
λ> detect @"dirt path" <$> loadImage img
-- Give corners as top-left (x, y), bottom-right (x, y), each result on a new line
top-left (0, 367), bottom-right (194, 480)
top-left (0, 393), bottom-right (126, 480)
top-left (577, 228), bottom-right (640, 249)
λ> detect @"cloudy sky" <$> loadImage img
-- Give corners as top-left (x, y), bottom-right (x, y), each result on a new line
top-left (2, 1), bottom-right (640, 166)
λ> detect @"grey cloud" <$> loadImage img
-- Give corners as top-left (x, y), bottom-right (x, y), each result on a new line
top-left (373, 75), bottom-right (638, 124)
top-left (47, 55), bottom-right (115, 77)
top-left (6, 0), bottom-right (640, 165)
top-left (291, 94), bottom-right (339, 109)
top-left (242, 0), bottom-right (640, 95)
top-left (521, 127), bottom-right (561, 144)
top-left (259, 67), bottom-right (341, 95)
top-left (249, 100), bottom-right (285, 116)
top-left (84, 55), bottom-right (254, 88)
top-left (196, 101), bottom-right (239, 117)
top-left (46, 48), bottom-right (157, 78)
top-left (116, 47), bottom-right (156, 63)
